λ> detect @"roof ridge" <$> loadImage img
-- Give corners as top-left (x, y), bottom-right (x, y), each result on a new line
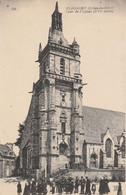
top-left (83, 105), bottom-right (125, 114)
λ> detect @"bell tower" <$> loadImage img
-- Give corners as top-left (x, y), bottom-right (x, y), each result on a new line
top-left (35, 2), bottom-right (84, 176)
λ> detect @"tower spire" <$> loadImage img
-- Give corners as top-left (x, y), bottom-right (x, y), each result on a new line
top-left (55, 2), bottom-right (59, 12)
top-left (51, 2), bottom-right (62, 32)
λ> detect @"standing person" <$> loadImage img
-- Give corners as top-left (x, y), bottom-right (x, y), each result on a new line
top-left (65, 178), bottom-right (69, 193)
top-left (75, 176), bottom-right (79, 193)
top-left (103, 176), bottom-right (110, 194)
top-left (80, 176), bottom-right (85, 194)
top-left (117, 182), bottom-right (123, 195)
top-left (61, 176), bottom-right (66, 193)
top-left (69, 178), bottom-right (74, 194)
top-left (49, 178), bottom-right (53, 193)
top-left (23, 180), bottom-right (30, 195)
top-left (51, 179), bottom-right (55, 194)
top-left (37, 180), bottom-right (43, 195)
top-left (99, 178), bottom-right (104, 195)
top-left (91, 182), bottom-right (96, 194)
top-left (17, 181), bottom-right (22, 195)
top-left (31, 179), bottom-right (37, 195)
top-left (42, 179), bottom-right (47, 195)
top-left (85, 177), bottom-right (91, 195)
top-left (55, 178), bottom-right (59, 193)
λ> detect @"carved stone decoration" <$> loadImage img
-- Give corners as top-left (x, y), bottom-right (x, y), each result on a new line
top-left (60, 110), bottom-right (67, 122)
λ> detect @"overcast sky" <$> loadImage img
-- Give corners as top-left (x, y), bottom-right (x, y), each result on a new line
top-left (0, 0), bottom-right (126, 150)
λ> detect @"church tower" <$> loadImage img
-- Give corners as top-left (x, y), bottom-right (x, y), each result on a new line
top-left (34, 2), bottom-right (84, 176)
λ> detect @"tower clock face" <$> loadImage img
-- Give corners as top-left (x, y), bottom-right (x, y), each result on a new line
top-left (61, 101), bottom-right (66, 107)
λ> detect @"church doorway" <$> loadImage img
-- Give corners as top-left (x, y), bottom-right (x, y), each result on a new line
top-left (90, 153), bottom-right (98, 168)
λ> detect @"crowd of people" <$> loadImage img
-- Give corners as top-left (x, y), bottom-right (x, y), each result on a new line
top-left (17, 175), bottom-right (123, 195)
top-left (49, 176), bottom-right (92, 194)
top-left (17, 178), bottom-right (47, 195)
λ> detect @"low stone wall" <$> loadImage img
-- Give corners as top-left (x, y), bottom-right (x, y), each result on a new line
top-left (21, 167), bottom-right (125, 182)
top-left (66, 168), bottom-right (125, 181)
top-left (111, 169), bottom-right (125, 181)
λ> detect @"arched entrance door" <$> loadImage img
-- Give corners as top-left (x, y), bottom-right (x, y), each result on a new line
top-left (90, 153), bottom-right (98, 168)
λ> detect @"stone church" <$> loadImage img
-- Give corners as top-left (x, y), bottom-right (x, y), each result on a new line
top-left (18, 2), bottom-right (125, 177)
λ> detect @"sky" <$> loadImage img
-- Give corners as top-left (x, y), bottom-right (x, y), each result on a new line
top-left (0, 0), bottom-right (126, 153)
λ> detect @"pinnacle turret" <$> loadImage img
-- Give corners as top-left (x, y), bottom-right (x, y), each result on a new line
top-left (39, 43), bottom-right (42, 53)
top-left (48, 27), bottom-right (52, 42)
top-left (72, 37), bottom-right (79, 54)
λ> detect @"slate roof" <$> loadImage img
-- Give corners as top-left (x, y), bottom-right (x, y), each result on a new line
top-left (82, 106), bottom-right (125, 145)
top-left (0, 144), bottom-right (15, 158)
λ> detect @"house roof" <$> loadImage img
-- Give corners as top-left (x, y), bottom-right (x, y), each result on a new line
top-left (82, 106), bottom-right (125, 145)
top-left (0, 144), bottom-right (16, 158)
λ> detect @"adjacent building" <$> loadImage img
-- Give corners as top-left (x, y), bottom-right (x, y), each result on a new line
top-left (83, 106), bottom-right (125, 169)
top-left (18, 2), bottom-right (125, 177)
top-left (0, 143), bottom-right (16, 177)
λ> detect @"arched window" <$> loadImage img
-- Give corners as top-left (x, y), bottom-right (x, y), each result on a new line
top-left (105, 138), bottom-right (112, 158)
top-left (61, 122), bottom-right (66, 134)
top-left (6, 161), bottom-right (10, 166)
top-left (59, 142), bottom-right (68, 155)
top-left (60, 58), bottom-right (65, 75)
top-left (121, 140), bottom-right (125, 158)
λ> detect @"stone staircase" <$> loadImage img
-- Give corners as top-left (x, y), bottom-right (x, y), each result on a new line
top-left (51, 167), bottom-right (70, 178)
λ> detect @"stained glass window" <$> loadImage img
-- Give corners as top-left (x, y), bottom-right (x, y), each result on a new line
top-left (105, 138), bottom-right (112, 158)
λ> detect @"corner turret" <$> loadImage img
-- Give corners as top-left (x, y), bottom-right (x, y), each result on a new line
top-left (72, 37), bottom-right (80, 54)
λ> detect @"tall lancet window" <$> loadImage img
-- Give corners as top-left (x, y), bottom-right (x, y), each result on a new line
top-left (61, 122), bottom-right (66, 134)
top-left (105, 138), bottom-right (112, 158)
top-left (60, 58), bottom-right (65, 75)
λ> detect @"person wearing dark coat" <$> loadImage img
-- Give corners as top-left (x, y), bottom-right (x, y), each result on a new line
top-left (85, 177), bottom-right (91, 195)
top-left (65, 179), bottom-right (69, 193)
top-left (37, 181), bottom-right (43, 195)
top-left (51, 180), bottom-right (55, 194)
top-left (75, 176), bottom-right (79, 193)
top-left (103, 177), bottom-right (110, 194)
top-left (80, 176), bottom-right (85, 194)
top-left (30, 179), bottom-right (37, 195)
top-left (69, 178), bottom-right (74, 194)
top-left (23, 181), bottom-right (30, 195)
top-left (99, 178), bottom-right (104, 195)
top-left (61, 176), bottom-right (66, 193)
top-left (42, 179), bottom-right (47, 195)
top-left (117, 182), bottom-right (122, 195)
top-left (17, 181), bottom-right (22, 195)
